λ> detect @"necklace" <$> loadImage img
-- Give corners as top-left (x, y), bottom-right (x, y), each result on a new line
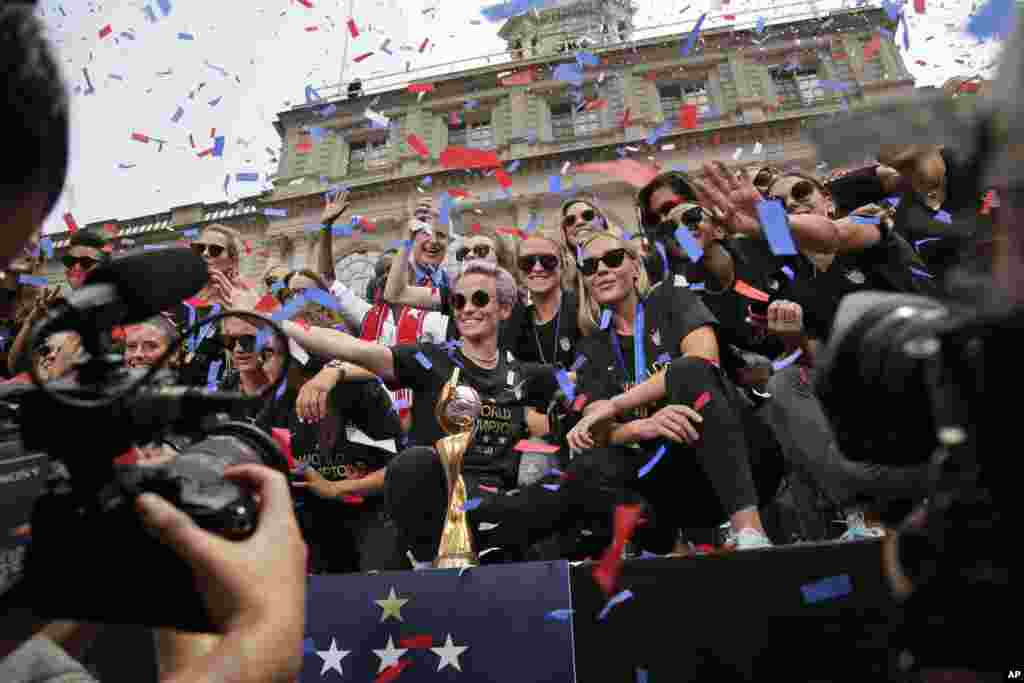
top-left (531, 296), bottom-right (562, 365)
top-left (462, 345), bottom-right (498, 367)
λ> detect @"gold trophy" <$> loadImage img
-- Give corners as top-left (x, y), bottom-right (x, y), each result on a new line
top-left (433, 367), bottom-right (483, 568)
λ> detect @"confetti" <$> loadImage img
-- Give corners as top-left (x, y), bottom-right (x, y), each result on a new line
top-left (755, 16), bottom-right (766, 33)
top-left (756, 200), bottom-right (798, 255)
top-left (157, 0), bottom-right (172, 15)
top-left (63, 212), bottom-right (79, 232)
top-left (303, 288), bottom-right (341, 311)
top-left (646, 122), bottom-right (672, 146)
top-left (594, 505), bottom-right (642, 595)
top-left (599, 309), bottom-right (612, 330)
top-left (546, 609), bottom-right (574, 622)
top-left (911, 267), bottom-right (934, 279)
top-left (552, 63), bottom-right (584, 87)
top-left (514, 440), bottom-right (560, 454)
top-left (415, 351), bottom-right (432, 369)
top-left (177, 32), bottom-right (195, 41)
top-left (933, 210), bottom-right (952, 224)
top-left (346, 18), bottom-right (359, 37)
top-left (548, 175), bottom-right (562, 194)
top-left (801, 574), bottom-right (853, 604)
top-left (733, 280), bottom-right (770, 302)
top-left (419, 37), bottom-right (430, 53)
top-left (542, 483), bottom-right (560, 492)
top-left (462, 498), bottom-right (482, 512)
top-left (236, 172), bottom-right (259, 182)
top-left (39, 238), bottom-right (53, 259)
top-left (679, 104), bottom-right (698, 129)
top-left (674, 226), bottom-right (704, 262)
top-left (353, 51), bottom-right (374, 63)
top-left (681, 13), bottom-right (706, 57)
top-left (637, 444), bottom-right (667, 478)
top-left (98, 24), bottom-right (112, 39)
top-left (407, 134), bottom-right (431, 158)
top-left (771, 348), bottom-right (803, 371)
top-left (212, 136), bottom-right (225, 157)
top-left (693, 391), bottom-right (711, 411)
top-left (597, 589), bottom-right (634, 620)
top-left (17, 275), bottom-right (47, 287)
top-left (555, 369), bottom-right (575, 402)
top-left (170, 106), bottom-right (184, 123)
top-left (208, 96), bottom-right (222, 107)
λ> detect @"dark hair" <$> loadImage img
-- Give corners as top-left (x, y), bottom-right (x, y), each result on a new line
top-left (766, 172), bottom-right (829, 199)
top-left (0, 4), bottom-right (68, 219)
top-left (636, 171), bottom-right (698, 229)
top-left (68, 229), bottom-right (110, 259)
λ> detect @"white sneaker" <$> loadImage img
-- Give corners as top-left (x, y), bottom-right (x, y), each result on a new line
top-left (838, 511), bottom-right (886, 543)
top-left (724, 527), bottom-right (773, 550)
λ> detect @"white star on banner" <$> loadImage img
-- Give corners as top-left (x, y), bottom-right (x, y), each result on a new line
top-left (315, 638), bottom-right (350, 678)
top-left (372, 635), bottom-right (409, 673)
top-left (375, 587), bottom-right (409, 622)
top-left (431, 633), bottom-right (469, 672)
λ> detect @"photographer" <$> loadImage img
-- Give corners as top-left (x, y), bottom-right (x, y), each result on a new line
top-left (0, 4), bottom-right (308, 681)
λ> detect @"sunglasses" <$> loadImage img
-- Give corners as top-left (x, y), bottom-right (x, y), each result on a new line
top-left (753, 167), bottom-right (778, 189)
top-left (578, 248), bottom-right (628, 276)
top-left (671, 203), bottom-right (708, 228)
top-left (770, 180), bottom-right (817, 207)
top-left (35, 343), bottom-right (54, 358)
top-left (452, 290), bottom-right (491, 311)
top-left (224, 334), bottom-right (258, 353)
top-left (62, 255), bottom-right (100, 271)
top-left (455, 244), bottom-right (492, 262)
top-left (518, 254), bottom-right (559, 272)
top-left (191, 242), bottom-right (227, 258)
top-left (563, 209), bottom-right (596, 229)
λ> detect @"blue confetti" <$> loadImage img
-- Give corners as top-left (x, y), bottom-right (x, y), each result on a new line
top-left (681, 13), bottom-right (706, 57)
top-left (462, 498), bottom-right (482, 511)
top-left (781, 265), bottom-right (795, 281)
top-left (883, 0), bottom-right (901, 21)
top-left (933, 210), bottom-right (952, 224)
top-left (439, 193), bottom-right (452, 225)
top-left (109, 73), bottom-right (125, 80)
top-left (911, 267), bottom-right (934, 280)
top-left (646, 122), bottom-right (672, 146)
top-left (755, 16), bottom-right (766, 33)
top-left (689, 282), bottom-right (706, 291)
top-left (177, 32), bottom-right (194, 41)
top-left (575, 50), bottom-right (599, 67)
top-left (902, 14), bottom-right (910, 50)
top-left (548, 175), bottom-right (562, 194)
top-left (571, 355), bottom-right (586, 371)
top-left (656, 352), bottom-right (672, 364)
top-left (183, 228), bottom-right (199, 238)
top-left (255, 328), bottom-right (273, 352)
top-left (546, 608), bottom-right (574, 622)
top-left (18, 275), bottom-right (47, 287)
top-left (271, 281), bottom-right (286, 294)
top-left (305, 85), bottom-right (322, 104)
top-left (674, 226), bottom-right (704, 262)
top-left (772, 348), bottom-right (803, 371)
top-left (421, 175), bottom-right (433, 186)
top-left (637, 668), bottom-right (649, 683)
top-left (317, 103), bottom-right (338, 118)
top-left (117, 163), bottom-right (135, 169)
top-left (143, 4), bottom-right (157, 22)
top-left (212, 136), bottom-right (225, 157)
top-left (170, 106), bottom-right (184, 123)
top-left (850, 215), bottom-right (881, 224)
top-left (271, 295), bottom-right (308, 323)
top-left (598, 589), bottom-right (634, 621)
top-left (302, 637), bottom-right (316, 654)
top-left (506, 160), bottom-right (520, 173)
top-left (967, 0), bottom-right (1015, 39)
top-left (480, 0), bottom-right (541, 22)
top-left (464, 99), bottom-right (480, 110)
top-left (208, 96), bottom-right (222, 107)
top-left (914, 237), bottom-right (942, 251)
top-left (638, 444), bottom-right (667, 478)
top-left (157, 0), bottom-right (172, 15)
top-left (303, 288), bottom-right (341, 311)
top-left (555, 369), bottom-right (575, 402)
top-left (236, 172), bottom-right (259, 182)
top-left (206, 360), bottom-right (222, 391)
top-left (415, 351), bottom-right (433, 369)
top-left (542, 483), bottom-right (560, 492)
top-left (552, 63), bottom-right (584, 87)
top-left (884, 195), bottom-right (901, 208)
top-left (800, 574), bottom-right (852, 604)
top-left (263, 208), bottom-right (288, 217)
top-left (756, 200), bottom-right (798, 255)
top-left (525, 213), bottom-right (539, 234)
top-left (819, 80), bottom-right (851, 92)
top-left (599, 309), bottom-right (612, 330)
top-left (39, 238), bottom-right (53, 258)
top-left (332, 223), bottom-right (354, 237)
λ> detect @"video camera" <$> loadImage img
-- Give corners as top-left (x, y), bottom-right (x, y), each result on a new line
top-left (0, 249), bottom-right (292, 632)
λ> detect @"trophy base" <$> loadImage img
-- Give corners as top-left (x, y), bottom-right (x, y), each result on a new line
top-left (434, 553), bottom-right (479, 569)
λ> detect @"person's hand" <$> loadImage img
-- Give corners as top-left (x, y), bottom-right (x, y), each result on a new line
top-left (766, 299), bottom-right (804, 337)
top-left (28, 286), bottom-right (61, 323)
top-left (320, 190), bottom-right (350, 226)
top-left (566, 399), bottom-right (618, 451)
top-left (296, 365), bottom-right (343, 423)
top-left (136, 443), bottom-right (178, 466)
top-left (693, 161), bottom-right (764, 237)
top-left (136, 465), bottom-right (307, 641)
top-left (630, 405), bottom-right (703, 445)
top-left (290, 465), bottom-right (342, 499)
top-left (847, 202), bottom-right (895, 231)
top-left (211, 270), bottom-right (261, 311)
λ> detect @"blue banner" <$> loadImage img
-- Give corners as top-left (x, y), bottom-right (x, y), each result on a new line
top-left (302, 561), bottom-right (575, 682)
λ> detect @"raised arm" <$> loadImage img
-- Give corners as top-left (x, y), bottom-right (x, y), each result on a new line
top-left (281, 321), bottom-right (396, 383)
top-left (317, 191), bottom-right (351, 287)
top-left (383, 225), bottom-right (443, 310)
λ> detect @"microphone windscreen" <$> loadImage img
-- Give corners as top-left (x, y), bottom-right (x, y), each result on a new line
top-left (85, 249), bottom-right (208, 324)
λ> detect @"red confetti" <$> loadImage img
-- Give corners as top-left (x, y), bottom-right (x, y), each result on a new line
top-left (440, 146), bottom-right (501, 170)
top-left (346, 18), bottom-right (359, 37)
top-left (353, 51), bottom-right (374, 63)
top-left (296, 142), bottom-right (313, 154)
top-left (514, 440), bottom-right (560, 454)
top-left (448, 188), bottom-right (471, 198)
top-left (375, 660), bottom-right (410, 683)
top-left (915, 60), bottom-right (928, 66)
top-left (243, 240), bottom-right (253, 255)
top-left (711, 133), bottom-right (721, 146)
top-left (184, 297), bottom-right (210, 307)
top-left (733, 280), bottom-right (770, 302)
top-left (723, 14), bottom-right (736, 20)
top-left (305, 26), bottom-right (319, 32)
top-left (693, 391), bottom-right (711, 412)
top-left (572, 393), bottom-right (589, 412)
top-left (959, 81), bottom-right (980, 94)
top-left (864, 33), bottom-right (881, 60)
top-left (495, 168), bottom-right (512, 189)
top-left (357, 216), bottom-right (377, 233)
top-left (271, 428), bottom-right (296, 469)
top-left (914, 0), bottom-right (925, 12)
top-left (189, 134), bottom-right (195, 148)
top-left (469, 223), bottom-right (482, 234)
top-left (197, 148), bottom-right (213, 157)
top-left (620, 108), bottom-right (632, 128)
top-left (255, 294), bottom-right (279, 313)
top-left (643, 71), bottom-right (659, 82)
top-left (131, 132), bottom-right (150, 143)
top-left (407, 83), bottom-right (435, 93)
top-left (63, 212), bottom-right (79, 233)
top-left (418, 37), bottom-right (430, 53)
top-left (99, 24), bottom-right (112, 39)
top-left (296, 0), bottom-right (313, 6)
top-left (679, 103), bottom-right (698, 129)
top-left (980, 190), bottom-right (995, 215)
top-left (407, 134), bottom-right (431, 158)
top-left (399, 635), bottom-right (433, 649)
top-left (499, 68), bottom-right (535, 86)
top-left (103, 223), bottom-right (118, 235)
top-left (593, 504), bottom-right (642, 596)
top-left (114, 447), bottom-right (140, 466)
top-left (341, 495), bottom-right (365, 505)
top-left (497, 226), bottom-right (528, 239)
top-left (584, 98), bottom-right (608, 111)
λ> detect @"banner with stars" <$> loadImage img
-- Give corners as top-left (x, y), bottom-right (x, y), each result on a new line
top-left (302, 561), bottom-right (575, 682)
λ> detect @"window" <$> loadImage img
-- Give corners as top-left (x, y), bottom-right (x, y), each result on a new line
top-left (447, 114), bottom-right (494, 149)
top-left (348, 137), bottom-right (388, 172)
top-left (771, 65), bottom-right (825, 109)
top-left (658, 81), bottom-right (712, 126)
top-left (550, 98), bottom-right (602, 141)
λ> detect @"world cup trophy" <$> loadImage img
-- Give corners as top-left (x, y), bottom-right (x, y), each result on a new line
top-left (433, 367), bottom-right (482, 568)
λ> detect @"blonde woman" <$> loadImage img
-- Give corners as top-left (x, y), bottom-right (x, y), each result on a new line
top-left (566, 231), bottom-right (778, 551)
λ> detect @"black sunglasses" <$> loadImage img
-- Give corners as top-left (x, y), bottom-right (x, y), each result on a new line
top-left (224, 334), bottom-right (258, 352)
top-left (452, 290), bottom-right (491, 311)
top-left (753, 167), bottom-right (778, 189)
top-left (563, 209), bottom-right (596, 229)
top-left (62, 255), bottom-right (100, 271)
top-left (578, 248), bottom-right (628, 276)
top-left (518, 254), bottom-right (559, 272)
top-left (191, 242), bottom-right (227, 258)
top-left (34, 343), bottom-right (54, 357)
top-left (669, 204), bottom-right (707, 228)
top-left (770, 180), bottom-right (816, 207)
top-left (455, 244), bottom-right (492, 262)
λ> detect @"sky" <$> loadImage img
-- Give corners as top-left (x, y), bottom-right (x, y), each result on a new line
top-left (36, 0), bottom-right (1009, 235)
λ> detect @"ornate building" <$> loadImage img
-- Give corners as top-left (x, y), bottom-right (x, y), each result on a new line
top-left (41, 5), bottom-right (913, 297)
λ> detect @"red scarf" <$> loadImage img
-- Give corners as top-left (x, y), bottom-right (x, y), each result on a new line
top-left (360, 304), bottom-right (426, 420)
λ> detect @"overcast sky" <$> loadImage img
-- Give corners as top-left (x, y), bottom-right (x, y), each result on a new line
top-left (36, 0), bottom-right (1006, 235)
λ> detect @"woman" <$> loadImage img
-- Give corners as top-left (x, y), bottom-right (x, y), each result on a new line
top-left (566, 231), bottom-right (779, 551)
top-left (124, 315), bottom-right (180, 371)
top-left (560, 195), bottom-right (623, 249)
top-left (280, 261), bottom-right (588, 567)
top-left (262, 263), bottom-right (290, 296)
top-left (697, 162), bottom-right (937, 539)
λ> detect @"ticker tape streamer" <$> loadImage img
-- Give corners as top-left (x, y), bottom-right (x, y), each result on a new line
top-left (598, 589), bottom-right (634, 621)
top-left (771, 348), bottom-right (803, 372)
top-left (800, 574), bottom-right (852, 604)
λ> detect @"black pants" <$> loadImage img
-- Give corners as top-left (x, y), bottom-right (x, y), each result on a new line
top-left (298, 493), bottom-right (407, 573)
